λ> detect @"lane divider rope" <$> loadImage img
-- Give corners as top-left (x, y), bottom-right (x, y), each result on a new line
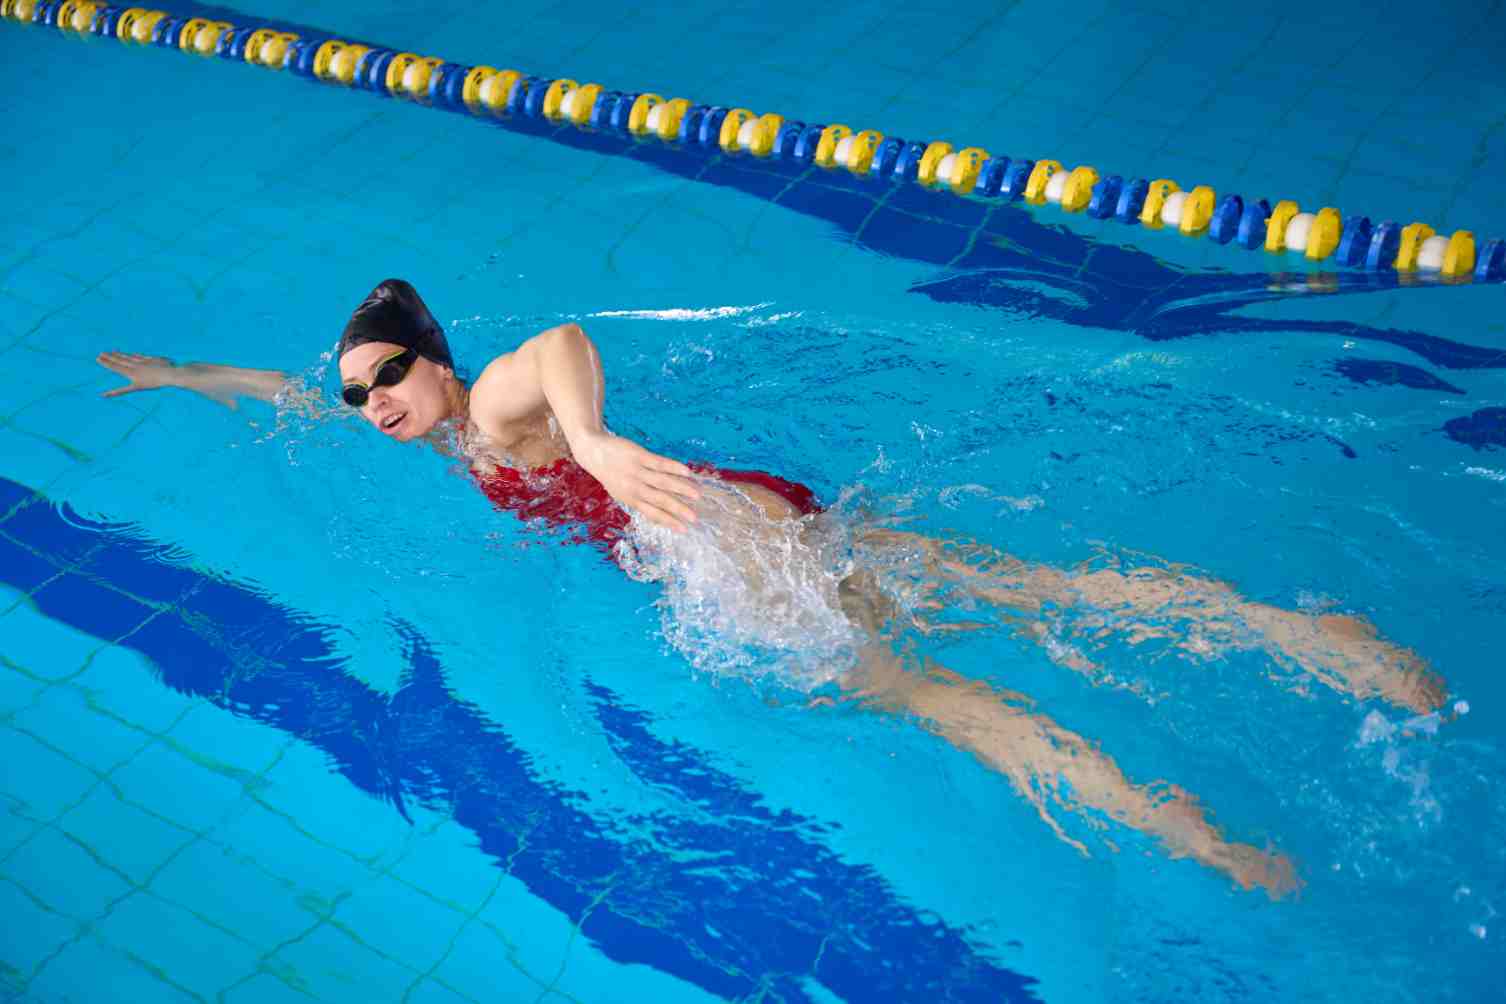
top-left (7, 1), bottom-right (1504, 284)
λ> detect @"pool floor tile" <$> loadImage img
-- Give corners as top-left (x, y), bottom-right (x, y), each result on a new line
top-left (110, 741), bottom-right (253, 834)
top-left (29, 931), bottom-right (197, 1004)
top-left (255, 738), bottom-right (417, 867)
top-left (429, 919), bottom-right (554, 1004)
top-left (207, 802), bottom-right (375, 905)
top-left (168, 703), bottom-right (292, 779)
top-left (70, 645), bottom-right (200, 736)
top-left (6, 825), bottom-right (132, 923)
top-left (389, 819), bottom-right (506, 916)
top-left (9, 684), bottom-right (153, 776)
top-left (149, 838), bottom-right (321, 955)
top-left (58, 785), bottom-right (195, 887)
top-left (404, 976), bottom-right (477, 1004)
top-left (328, 873), bottom-right (471, 976)
top-left (0, 601), bottom-right (105, 683)
top-left (0, 877), bottom-right (80, 986)
top-left (0, 727), bottom-right (98, 825)
top-left (221, 971), bottom-right (327, 1004)
top-left (93, 892), bottom-right (262, 1002)
top-left (0, 657), bottom-right (44, 721)
top-left (268, 920), bottom-right (421, 1001)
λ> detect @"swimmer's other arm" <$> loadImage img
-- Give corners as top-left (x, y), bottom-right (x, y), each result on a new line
top-left (96, 352), bottom-right (289, 408)
top-left (469, 323), bottom-right (702, 530)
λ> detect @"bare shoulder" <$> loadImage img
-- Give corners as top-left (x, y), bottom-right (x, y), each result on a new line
top-left (468, 347), bottom-right (550, 441)
top-left (469, 351), bottom-right (518, 402)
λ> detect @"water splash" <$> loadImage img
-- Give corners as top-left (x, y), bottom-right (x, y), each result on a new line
top-left (1355, 709), bottom-right (1443, 825)
top-left (614, 477), bottom-right (861, 689)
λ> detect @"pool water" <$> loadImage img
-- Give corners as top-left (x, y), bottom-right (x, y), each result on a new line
top-left (2, 2), bottom-right (1505, 1002)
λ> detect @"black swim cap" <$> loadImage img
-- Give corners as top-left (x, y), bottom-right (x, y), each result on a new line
top-left (338, 279), bottom-right (454, 370)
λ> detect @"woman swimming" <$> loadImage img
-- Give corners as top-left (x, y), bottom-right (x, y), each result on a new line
top-left (96, 279), bottom-right (1447, 898)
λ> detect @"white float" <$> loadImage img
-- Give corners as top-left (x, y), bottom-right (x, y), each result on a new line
top-left (1417, 234), bottom-right (1448, 271)
top-left (1284, 212), bottom-right (1315, 252)
top-left (1044, 168), bottom-right (1069, 203)
top-left (1159, 190), bottom-right (1188, 228)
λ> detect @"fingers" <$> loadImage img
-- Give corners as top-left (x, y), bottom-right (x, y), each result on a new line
top-left (96, 352), bottom-right (132, 375)
top-left (100, 386), bottom-right (139, 398)
top-left (638, 485), bottom-right (699, 531)
top-left (634, 501), bottom-right (689, 533)
top-left (652, 454), bottom-right (695, 477)
top-left (97, 351), bottom-right (168, 369)
top-left (625, 482), bottom-right (702, 532)
top-left (644, 469), bottom-right (701, 503)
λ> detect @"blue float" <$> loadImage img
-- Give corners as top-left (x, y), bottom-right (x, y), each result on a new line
top-left (431, 64), bottom-right (467, 109)
top-left (1088, 175), bottom-right (1125, 219)
top-left (608, 92), bottom-right (638, 134)
top-left (676, 105), bottom-right (707, 144)
top-left (152, 16), bottom-right (180, 46)
top-left (522, 77), bottom-right (551, 118)
top-left (507, 75), bottom-right (538, 117)
top-left (361, 49), bottom-right (395, 91)
top-left (1335, 215), bottom-right (1373, 267)
top-left (1001, 159), bottom-right (1035, 201)
top-left (345, 45), bottom-right (374, 86)
top-left (92, 6), bottom-right (121, 35)
top-left (219, 25), bottom-right (246, 58)
top-left (788, 124), bottom-right (824, 164)
top-left (38, 1), bottom-right (60, 26)
top-left (589, 91), bottom-right (621, 130)
top-left (1364, 221), bottom-right (1402, 270)
top-left (1234, 198), bottom-right (1271, 248)
top-left (1114, 178), bottom-right (1149, 222)
top-left (1476, 239), bottom-right (1506, 281)
top-left (870, 137), bottom-right (907, 180)
top-left (893, 141), bottom-right (929, 182)
top-left (283, 39), bottom-right (313, 77)
top-left (1206, 193), bottom-right (1243, 243)
top-left (424, 63), bottom-right (450, 106)
top-left (772, 121), bottom-right (805, 160)
top-left (696, 107), bottom-right (728, 147)
top-left (975, 155), bottom-right (1009, 197)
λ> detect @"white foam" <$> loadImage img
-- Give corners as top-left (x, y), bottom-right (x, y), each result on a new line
top-left (614, 478), bottom-right (859, 688)
top-left (587, 303), bottom-right (773, 322)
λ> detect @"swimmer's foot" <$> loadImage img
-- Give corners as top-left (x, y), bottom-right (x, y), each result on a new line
top-left (1204, 840), bottom-right (1303, 901)
top-left (1244, 607), bottom-right (1447, 714)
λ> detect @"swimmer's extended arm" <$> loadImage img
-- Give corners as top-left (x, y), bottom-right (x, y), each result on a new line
top-left (469, 323), bottom-right (702, 530)
top-left (96, 352), bottom-right (288, 408)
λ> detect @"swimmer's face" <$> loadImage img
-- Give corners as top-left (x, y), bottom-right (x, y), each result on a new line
top-left (339, 341), bottom-right (453, 442)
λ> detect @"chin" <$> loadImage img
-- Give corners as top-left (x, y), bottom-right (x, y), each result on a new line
top-left (399, 416), bottom-right (437, 441)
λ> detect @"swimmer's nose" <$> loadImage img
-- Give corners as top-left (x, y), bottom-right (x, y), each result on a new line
top-left (364, 386), bottom-right (394, 416)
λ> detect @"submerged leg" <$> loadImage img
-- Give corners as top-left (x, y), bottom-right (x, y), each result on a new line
top-left (833, 573), bottom-right (1300, 899)
top-left (857, 529), bottom-right (1445, 713)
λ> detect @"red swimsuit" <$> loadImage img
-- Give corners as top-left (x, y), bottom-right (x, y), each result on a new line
top-left (475, 457), bottom-right (821, 549)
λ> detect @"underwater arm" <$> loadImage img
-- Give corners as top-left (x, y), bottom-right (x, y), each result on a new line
top-left (97, 352), bottom-right (289, 409)
top-left (472, 323), bottom-right (702, 530)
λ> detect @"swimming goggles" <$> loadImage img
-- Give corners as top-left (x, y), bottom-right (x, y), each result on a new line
top-left (341, 348), bottom-right (417, 407)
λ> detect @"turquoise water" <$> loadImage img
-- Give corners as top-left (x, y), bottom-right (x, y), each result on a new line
top-left (3, 2), bottom-right (1505, 1002)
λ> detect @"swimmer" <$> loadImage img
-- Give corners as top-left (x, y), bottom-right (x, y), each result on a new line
top-left (96, 278), bottom-right (1447, 898)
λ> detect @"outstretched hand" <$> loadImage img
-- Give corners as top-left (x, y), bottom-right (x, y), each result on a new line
top-left (573, 432), bottom-right (702, 532)
top-left (96, 352), bottom-right (179, 398)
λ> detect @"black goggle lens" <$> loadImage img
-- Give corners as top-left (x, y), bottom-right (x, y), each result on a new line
top-left (342, 350), bottom-right (417, 408)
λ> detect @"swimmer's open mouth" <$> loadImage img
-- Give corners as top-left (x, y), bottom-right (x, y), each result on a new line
top-left (381, 412), bottom-right (406, 432)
